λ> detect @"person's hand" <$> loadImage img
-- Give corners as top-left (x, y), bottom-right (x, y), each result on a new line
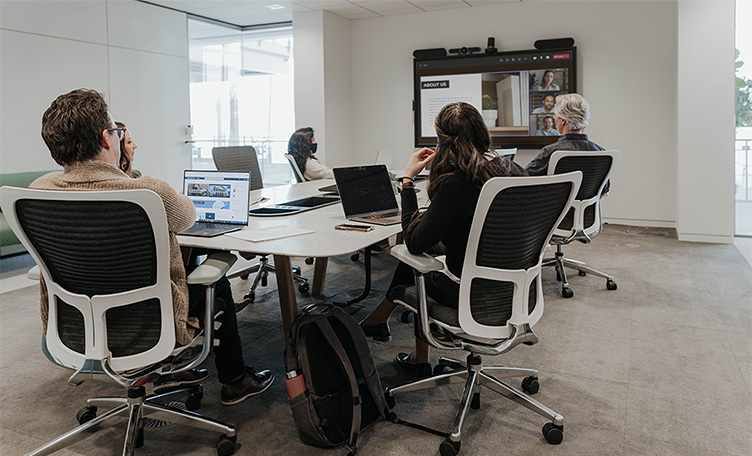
top-left (404, 148), bottom-right (435, 178)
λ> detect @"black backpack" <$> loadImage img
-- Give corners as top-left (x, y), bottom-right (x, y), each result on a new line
top-left (284, 304), bottom-right (392, 454)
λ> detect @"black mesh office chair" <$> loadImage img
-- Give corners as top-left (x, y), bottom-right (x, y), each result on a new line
top-left (212, 146), bottom-right (309, 302)
top-left (542, 150), bottom-right (620, 298)
top-left (386, 173), bottom-right (581, 455)
top-left (0, 187), bottom-right (239, 456)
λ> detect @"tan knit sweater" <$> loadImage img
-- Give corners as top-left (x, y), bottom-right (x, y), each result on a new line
top-left (30, 160), bottom-right (199, 345)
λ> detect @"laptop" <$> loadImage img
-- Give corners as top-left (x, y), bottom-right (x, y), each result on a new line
top-left (333, 164), bottom-right (401, 226)
top-left (319, 149), bottom-right (397, 194)
top-left (181, 170), bottom-right (251, 237)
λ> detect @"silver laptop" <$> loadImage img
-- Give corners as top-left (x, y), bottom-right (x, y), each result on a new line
top-left (333, 164), bottom-right (401, 226)
top-left (181, 170), bottom-right (250, 237)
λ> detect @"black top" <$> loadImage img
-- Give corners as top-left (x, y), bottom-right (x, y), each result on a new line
top-left (525, 133), bottom-right (609, 194)
top-left (400, 168), bottom-right (526, 278)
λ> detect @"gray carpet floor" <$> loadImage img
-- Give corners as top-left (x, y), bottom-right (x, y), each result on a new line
top-left (1, 224), bottom-right (750, 456)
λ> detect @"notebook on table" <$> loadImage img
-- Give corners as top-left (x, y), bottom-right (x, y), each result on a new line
top-left (333, 164), bottom-right (401, 226)
top-left (181, 170), bottom-right (251, 237)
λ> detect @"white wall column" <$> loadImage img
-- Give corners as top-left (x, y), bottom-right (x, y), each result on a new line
top-left (677, 0), bottom-right (736, 243)
top-left (292, 10), bottom-right (351, 167)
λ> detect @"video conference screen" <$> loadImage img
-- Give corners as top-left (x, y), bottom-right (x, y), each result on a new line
top-left (414, 47), bottom-right (577, 148)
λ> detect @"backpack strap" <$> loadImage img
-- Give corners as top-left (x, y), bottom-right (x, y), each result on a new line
top-left (315, 317), bottom-right (362, 453)
top-left (327, 308), bottom-right (391, 418)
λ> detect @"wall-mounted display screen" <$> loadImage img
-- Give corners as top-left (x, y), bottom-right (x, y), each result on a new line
top-left (414, 47), bottom-right (577, 148)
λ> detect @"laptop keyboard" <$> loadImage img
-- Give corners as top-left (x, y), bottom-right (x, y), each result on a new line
top-left (365, 211), bottom-right (399, 220)
top-left (196, 222), bottom-right (227, 229)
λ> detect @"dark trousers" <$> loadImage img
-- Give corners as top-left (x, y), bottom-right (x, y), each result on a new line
top-left (187, 274), bottom-right (246, 385)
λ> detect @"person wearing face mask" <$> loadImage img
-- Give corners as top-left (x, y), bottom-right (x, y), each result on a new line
top-left (287, 127), bottom-right (334, 180)
top-left (114, 121), bottom-right (141, 178)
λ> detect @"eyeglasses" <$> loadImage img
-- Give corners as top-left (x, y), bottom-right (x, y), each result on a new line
top-left (106, 128), bottom-right (126, 140)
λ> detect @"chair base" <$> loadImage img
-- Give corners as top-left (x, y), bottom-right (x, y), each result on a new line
top-left (26, 385), bottom-right (237, 456)
top-left (543, 245), bottom-right (616, 298)
top-left (228, 255), bottom-right (308, 303)
top-left (385, 354), bottom-right (563, 454)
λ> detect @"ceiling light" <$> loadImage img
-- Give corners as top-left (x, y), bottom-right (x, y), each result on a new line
top-left (265, 4), bottom-right (285, 10)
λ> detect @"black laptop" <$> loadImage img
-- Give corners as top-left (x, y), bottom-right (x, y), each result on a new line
top-left (333, 165), bottom-right (401, 226)
top-left (181, 170), bottom-right (250, 237)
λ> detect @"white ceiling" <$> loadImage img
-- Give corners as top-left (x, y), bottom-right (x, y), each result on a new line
top-left (143, 0), bottom-right (516, 28)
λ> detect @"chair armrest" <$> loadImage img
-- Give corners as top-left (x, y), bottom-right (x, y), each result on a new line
top-left (27, 265), bottom-right (40, 280)
top-left (186, 252), bottom-right (237, 285)
top-left (390, 244), bottom-right (444, 273)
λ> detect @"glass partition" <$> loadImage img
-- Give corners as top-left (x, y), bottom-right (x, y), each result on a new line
top-left (188, 18), bottom-right (295, 185)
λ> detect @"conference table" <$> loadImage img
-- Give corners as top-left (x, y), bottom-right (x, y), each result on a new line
top-left (177, 178), bottom-right (416, 337)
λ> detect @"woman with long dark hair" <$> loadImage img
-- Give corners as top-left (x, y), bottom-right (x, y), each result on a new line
top-left (287, 127), bottom-right (333, 180)
top-left (114, 121), bottom-right (140, 178)
top-left (360, 102), bottom-right (527, 376)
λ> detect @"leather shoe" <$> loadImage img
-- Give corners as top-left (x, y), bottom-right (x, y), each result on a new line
top-left (153, 368), bottom-right (210, 393)
top-left (220, 366), bottom-right (275, 406)
top-left (360, 322), bottom-right (391, 342)
top-left (394, 352), bottom-right (431, 378)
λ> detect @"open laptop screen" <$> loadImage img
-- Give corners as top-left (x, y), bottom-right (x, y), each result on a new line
top-left (333, 165), bottom-right (398, 217)
top-left (183, 170), bottom-right (250, 225)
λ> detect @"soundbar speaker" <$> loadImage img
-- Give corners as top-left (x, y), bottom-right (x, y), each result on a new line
top-left (534, 37), bottom-right (575, 50)
top-left (413, 48), bottom-right (447, 59)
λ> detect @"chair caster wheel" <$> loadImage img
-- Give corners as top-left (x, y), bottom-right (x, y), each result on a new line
top-left (350, 252), bottom-right (360, 262)
top-left (76, 406), bottom-right (97, 425)
top-left (400, 310), bottom-right (414, 323)
top-left (606, 280), bottom-right (617, 290)
top-left (521, 376), bottom-right (539, 395)
top-left (578, 271), bottom-right (587, 276)
top-left (217, 435), bottom-right (237, 456)
top-left (439, 438), bottom-right (461, 456)
top-left (470, 392), bottom-right (480, 410)
top-left (433, 363), bottom-right (449, 376)
top-left (542, 422), bottom-right (563, 445)
top-left (561, 287), bottom-right (574, 298)
top-left (298, 282), bottom-right (310, 294)
top-left (244, 291), bottom-right (255, 303)
top-left (185, 392), bottom-right (202, 411)
top-left (292, 266), bottom-right (302, 275)
top-left (239, 273), bottom-right (249, 280)
top-left (305, 257), bottom-right (314, 265)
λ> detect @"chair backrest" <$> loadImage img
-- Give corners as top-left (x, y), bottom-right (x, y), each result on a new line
top-left (457, 173), bottom-right (581, 339)
top-left (212, 146), bottom-right (264, 191)
top-left (494, 148), bottom-right (517, 160)
top-left (0, 187), bottom-right (176, 372)
top-left (285, 153), bottom-right (307, 183)
top-left (547, 150), bottom-right (619, 239)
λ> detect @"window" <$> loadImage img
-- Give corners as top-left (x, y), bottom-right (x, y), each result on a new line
top-left (188, 18), bottom-right (295, 185)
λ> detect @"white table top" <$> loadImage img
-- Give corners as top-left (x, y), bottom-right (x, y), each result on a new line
top-left (177, 179), bottom-right (420, 258)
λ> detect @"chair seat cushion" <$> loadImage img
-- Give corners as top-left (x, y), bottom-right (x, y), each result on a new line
top-left (388, 285), bottom-right (459, 327)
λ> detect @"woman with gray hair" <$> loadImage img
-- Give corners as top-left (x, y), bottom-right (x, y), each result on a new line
top-left (525, 93), bottom-right (608, 192)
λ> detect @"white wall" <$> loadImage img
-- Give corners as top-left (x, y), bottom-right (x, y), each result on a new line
top-left (293, 10), bottom-right (352, 167)
top-left (0, 0), bottom-right (190, 190)
top-left (347, 0), bottom-right (682, 230)
top-left (677, 0), bottom-right (735, 243)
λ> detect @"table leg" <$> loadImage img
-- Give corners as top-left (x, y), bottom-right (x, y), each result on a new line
top-left (312, 258), bottom-right (328, 296)
top-left (273, 254), bottom-right (297, 336)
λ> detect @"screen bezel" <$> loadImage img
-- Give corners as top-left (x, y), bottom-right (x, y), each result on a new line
top-left (413, 47), bottom-right (577, 149)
